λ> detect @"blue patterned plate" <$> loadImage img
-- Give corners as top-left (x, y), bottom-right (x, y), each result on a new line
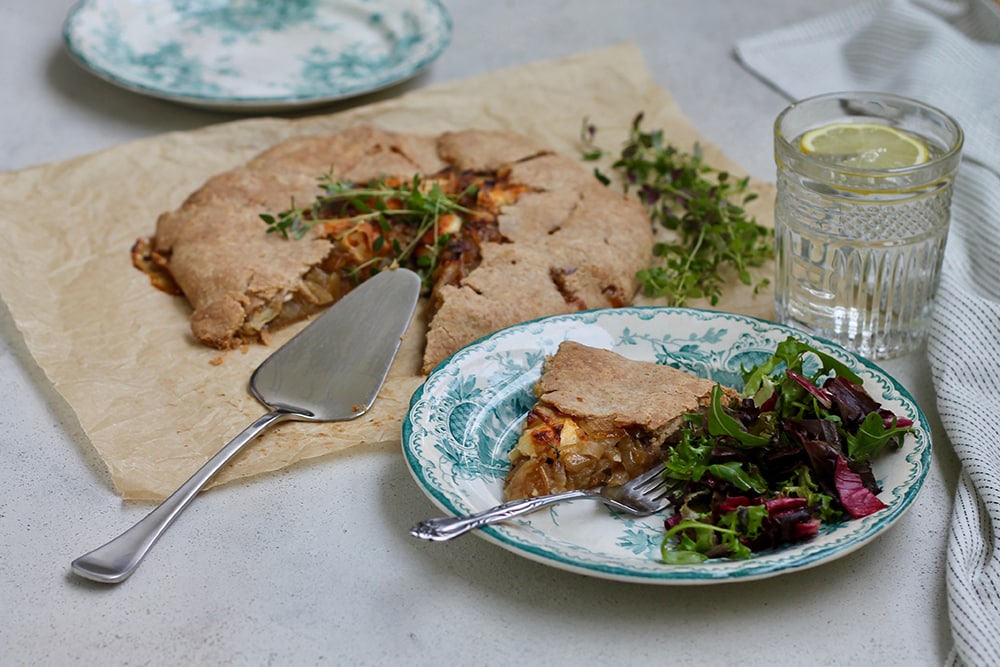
top-left (62, 0), bottom-right (451, 111)
top-left (402, 308), bottom-right (931, 584)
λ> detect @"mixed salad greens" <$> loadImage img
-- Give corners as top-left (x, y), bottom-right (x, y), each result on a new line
top-left (658, 336), bottom-right (913, 564)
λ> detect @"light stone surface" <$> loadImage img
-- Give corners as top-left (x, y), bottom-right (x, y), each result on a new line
top-left (0, 1), bottom-right (959, 665)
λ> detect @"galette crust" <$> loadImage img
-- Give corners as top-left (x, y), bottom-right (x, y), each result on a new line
top-left (536, 341), bottom-right (725, 435)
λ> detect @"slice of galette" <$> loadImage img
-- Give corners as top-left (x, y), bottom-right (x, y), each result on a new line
top-left (504, 341), bottom-right (735, 500)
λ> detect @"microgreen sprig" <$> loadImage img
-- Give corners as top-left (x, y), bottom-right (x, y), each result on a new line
top-left (261, 171), bottom-right (477, 288)
top-left (581, 113), bottom-right (773, 306)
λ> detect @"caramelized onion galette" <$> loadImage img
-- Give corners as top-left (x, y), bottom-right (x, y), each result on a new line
top-left (135, 127), bottom-right (653, 372)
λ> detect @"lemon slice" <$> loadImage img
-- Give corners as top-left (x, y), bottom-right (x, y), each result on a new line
top-left (799, 122), bottom-right (930, 169)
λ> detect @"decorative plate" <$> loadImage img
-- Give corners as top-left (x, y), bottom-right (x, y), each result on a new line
top-left (402, 308), bottom-right (932, 584)
top-left (62, 0), bottom-right (452, 111)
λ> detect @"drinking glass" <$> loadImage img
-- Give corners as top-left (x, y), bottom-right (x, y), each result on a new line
top-left (773, 91), bottom-right (963, 359)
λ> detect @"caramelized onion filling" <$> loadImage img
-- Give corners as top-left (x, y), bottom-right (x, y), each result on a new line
top-left (223, 167), bottom-right (531, 341)
top-left (504, 403), bottom-right (664, 500)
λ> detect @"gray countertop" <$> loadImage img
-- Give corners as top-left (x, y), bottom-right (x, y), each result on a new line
top-left (0, 1), bottom-right (959, 664)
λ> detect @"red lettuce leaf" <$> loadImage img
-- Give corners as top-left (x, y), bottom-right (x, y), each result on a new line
top-left (834, 455), bottom-right (887, 518)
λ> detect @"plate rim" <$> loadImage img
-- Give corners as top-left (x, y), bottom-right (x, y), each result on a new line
top-left (61, 0), bottom-right (453, 110)
top-left (402, 306), bottom-right (932, 585)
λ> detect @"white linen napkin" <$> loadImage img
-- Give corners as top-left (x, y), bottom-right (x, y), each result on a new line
top-left (735, 2), bottom-right (1000, 665)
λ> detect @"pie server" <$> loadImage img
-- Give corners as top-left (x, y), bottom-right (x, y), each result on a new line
top-left (71, 268), bottom-right (422, 584)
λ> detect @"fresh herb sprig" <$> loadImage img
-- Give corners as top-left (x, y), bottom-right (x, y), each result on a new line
top-left (261, 171), bottom-right (476, 287)
top-left (581, 113), bottom-right (773, 306)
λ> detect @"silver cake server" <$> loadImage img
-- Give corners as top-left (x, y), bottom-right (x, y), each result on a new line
top-left (71, 268), bottom-right (421, 584)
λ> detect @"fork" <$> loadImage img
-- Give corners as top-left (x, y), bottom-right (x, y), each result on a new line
top-left (409, 462), bottom-right (672, 542)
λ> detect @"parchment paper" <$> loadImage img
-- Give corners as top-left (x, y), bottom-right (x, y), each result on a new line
top-left (0, 43), bottom-right (775, 500)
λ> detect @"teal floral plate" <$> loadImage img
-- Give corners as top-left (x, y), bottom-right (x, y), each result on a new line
top-left (62, 0), bottom-right (451, 111)
top-left (402, 308), bottom-right (932, 584)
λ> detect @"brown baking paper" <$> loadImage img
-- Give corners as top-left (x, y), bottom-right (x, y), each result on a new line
top-left (0, 43), bottom-right (774, 500)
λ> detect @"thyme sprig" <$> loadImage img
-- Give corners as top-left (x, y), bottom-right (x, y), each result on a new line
top-left (581, 113), bottom-right (773, 307)
top-left (261, 171), bottom-right (476, 287)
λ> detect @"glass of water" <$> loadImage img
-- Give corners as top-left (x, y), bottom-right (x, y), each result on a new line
top-left (773, 91), bottom-right (963, 359)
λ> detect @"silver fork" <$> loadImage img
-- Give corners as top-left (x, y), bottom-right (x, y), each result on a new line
top-left (409, 462), bottom-right (671, 542)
